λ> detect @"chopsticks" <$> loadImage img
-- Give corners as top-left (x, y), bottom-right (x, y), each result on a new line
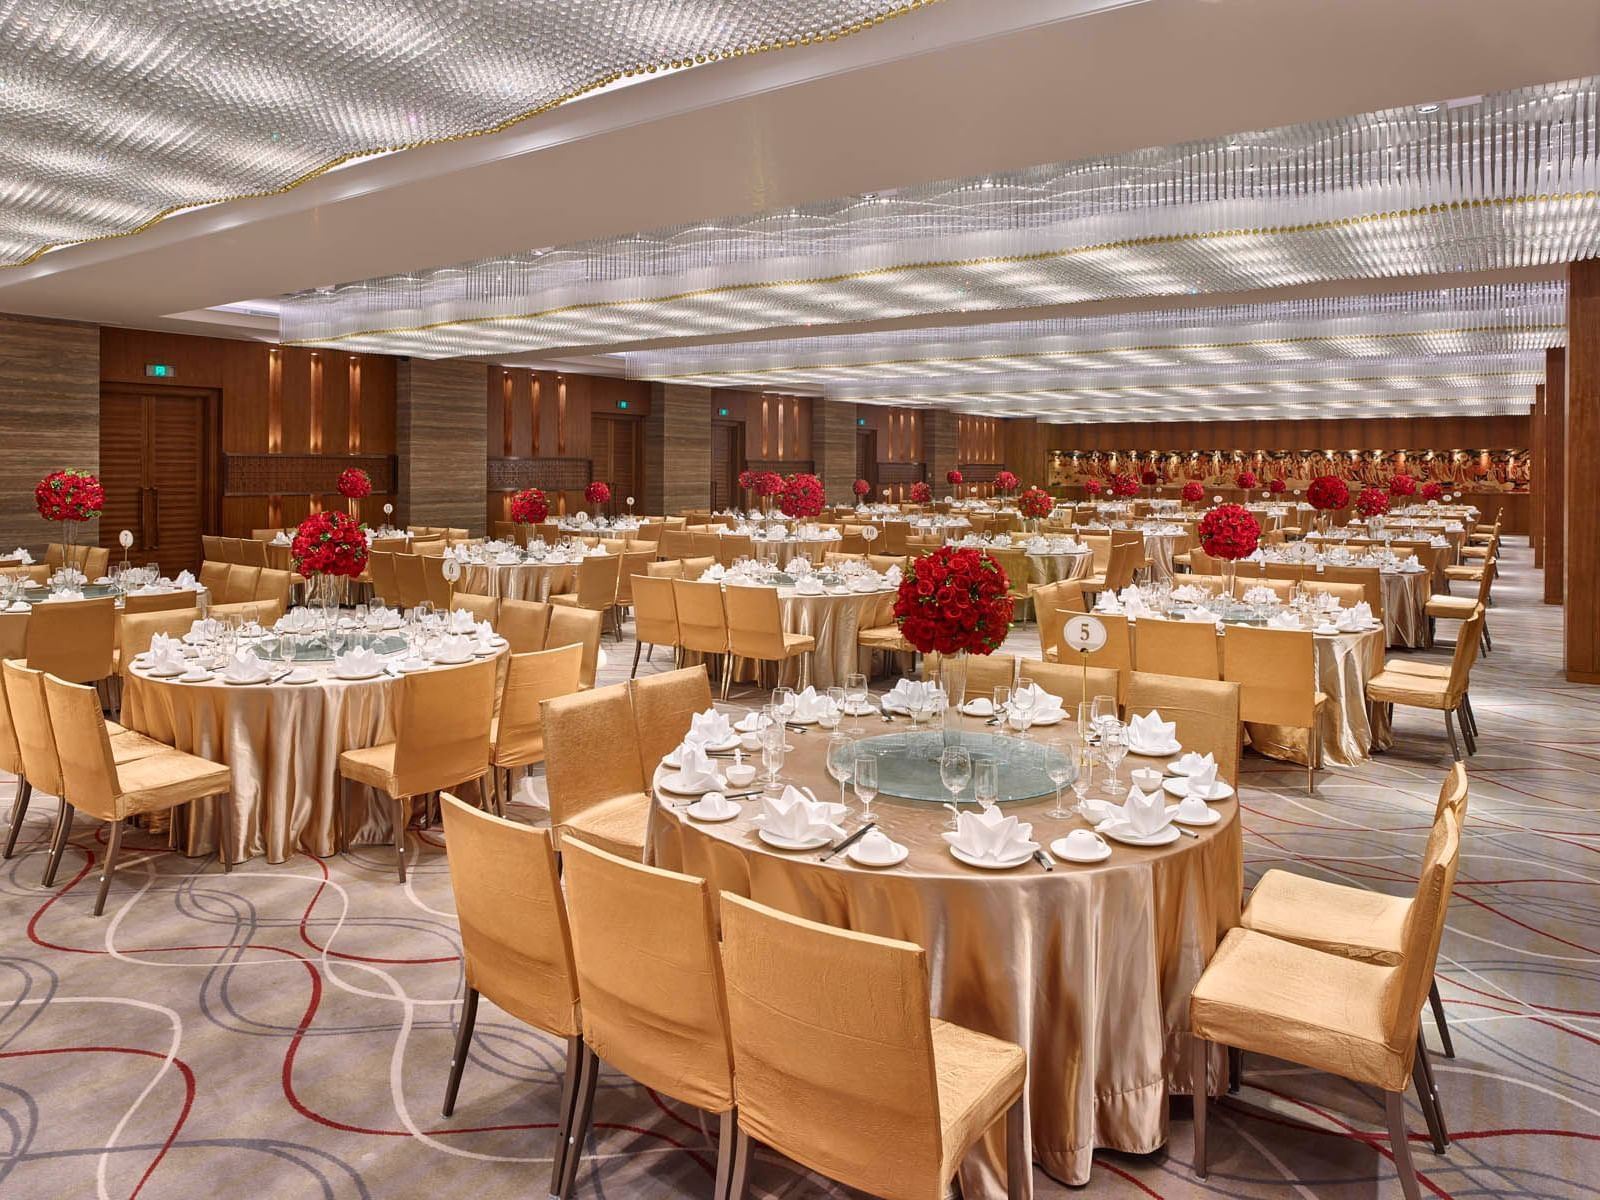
top-left (820, 822), bottom-right (876, 862)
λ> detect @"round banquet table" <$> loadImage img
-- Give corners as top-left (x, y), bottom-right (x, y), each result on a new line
top-left (1380, 569), bottom-right (1431, 648)
top-left (751, 536), bottom-right (840, 564)
top-left (1140, 531), bottom-right (1183, 582)
top-left (123, 645), bottom-right (507, 864)
top-left (717, 585), bottom-right (895, 690)
top-left (457, 559), bottom-right (577, 601)
top-left (1027, 548), bottom-right (1095, 586)
top-left (649, 722), bottom-right (1242, 1195)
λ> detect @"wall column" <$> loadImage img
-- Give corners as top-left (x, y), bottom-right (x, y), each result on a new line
top-left (0, 314), bottom-right (99, 551)
top-left (1545, 348), bottom-right (1566, 605)
top-left (396, 359), bottom-right (487, 534)
top-left (644, 384), bottom-right (713, 515)
top-left (925, 410), bottom-right (960, 496)
top-left (812, 400), bottom-right (858, 505)
top-left (1565, 260), bottom-right (1600, 682)
top-left (1531, 385), bottom-right (1545, 567)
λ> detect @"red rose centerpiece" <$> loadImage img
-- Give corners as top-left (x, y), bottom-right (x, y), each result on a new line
top-left (1268, 478), bottom-right (1286, 494)
top-left (292, 510), bottom-right (369, 611)
top-left (1421, 481), bottom-right (1444, 502)
top-left (584, 481), bottom-right (611, 509)
top-left (35, 469), bottom-right (103, 556)
top-left (894, 546), bottom-right (1015, 712)
top-left (1181, 480), bottom-right (1205, 504)
top-left (946, 468), bottom-right (964, 487)
top-left (1236, 469), bottom-right (1259, 490)
top-left (1355, 486), bottom-right (1390, 519)
top-left (1140, 469), bottom-right (1159, 487)
top-left (510, 487), bottom-right (549, 525)
top-left (1308, 474), bottom-right (1350, 511)
top-left (1198, 503), bottom-right (1261, 560)
top-left (994, 469), bottom-right (1019, 495)
top-left (1085, 478), bottom-right (1104, 496)
top-left (1389, 473), bottom-right (1417, 498)
top-left (337, 467), bottom-right (371, 499)
top-left (852, 478), bottom-right (872, 499)
top-left (738, 468), bottom-right (758, 496)
top-left (1018, 486), bottom-right (1054, 521)
top-left (1109, 472), bottom-right (1139, 498)
top-left (778, 472), bottom-right (825, 519)
top-left (910, 481), bottom-right (932, 504)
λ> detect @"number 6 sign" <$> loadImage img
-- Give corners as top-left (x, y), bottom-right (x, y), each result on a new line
top-left (1063, 614), bottom-right (1108, 654)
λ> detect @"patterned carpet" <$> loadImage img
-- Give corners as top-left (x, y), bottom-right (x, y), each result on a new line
top-left (2, 538), bottom-right (1596, 1199)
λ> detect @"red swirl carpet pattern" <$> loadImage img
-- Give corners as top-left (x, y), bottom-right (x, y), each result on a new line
top-left (1, 538), bottom-right (1594, 1198)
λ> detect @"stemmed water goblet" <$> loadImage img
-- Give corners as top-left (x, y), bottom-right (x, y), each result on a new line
top-left (826, 733), bottom-right (856, 807)
top-left (821, 686), bottom-right (846, 732)
top-left (939, 745), bottom-right (972, 829)
top-left (1046, 747), bottom-right (1075, 819)
top-left (853, 752), bottom-right (878, 819)
top-left (973, 757), bottom-right (999, 812)
top-left (1099, 722), bottom-right (1128, 794)
top-left (844, 673), bottom-right (868, 730)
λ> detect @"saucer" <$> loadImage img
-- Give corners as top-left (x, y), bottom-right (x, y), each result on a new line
top-left (949, 844), bottom-right (1037, 870)
top-left (141, 663), bottom-right (186, 678)
top-left (1049, 835), bottom-right (1112, 864)
top-left (847, 841), bottom-right (909, 868)
top-left (1126, 739), bottom-right (1182, 758)
top-left (658, 771), bottom-right (726, 796)
top-left (685, 798), bottom-right (741, 822)
top-left (757, 828), bottom-right (831, 851)
top-left (334, 667), bottom-right (385, 681)
top-left (1161, 777), bottom-right (1234, 801)
top-left (1097, 821), bottom-right (1180, 847)
top-left (1167, 803), bottom-right (1223, 827)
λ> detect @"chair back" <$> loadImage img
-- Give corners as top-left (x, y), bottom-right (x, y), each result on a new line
top-left (3, 660), bottom-right (62, 796)
top-left (1081, 533), bottom-right (1111, 572)
top-left (499, 598), bottom-right (551, 653)
top-left (659, 529), bottom-right (694, 559)
top-left (717, 534), bottom-right (754, 568)
top-left (561, 838), bottom-right (735, 1111)
top-left (867, 554), bottom-right (907, 574)
top-left (219, 536), bottom-right (244, 563)
top-left (0, 660), bottom-right (23, 776)
top-left (679, 555), bottom-right (715, 578)
top-left (646, 560), bottom-right (683, 579)
top-left (394, 553), bottom-right (428, 609)
top-left (42, 674), bottom-right (123, 821)
top-left (256, 568), bottom-right (293, 609)
top-left (1473, 555), bottom-right (1497, 606)
top-left (1132, 618), bottom-right (1221, 680)
top-left (118, 609), bottom-right (202, 678)
top-left (1383, 809), bottom-right (1462, 1052)
top-left (988, 548), bottom-right (1031, 599)
top-left (880, 522), bottom-right (909, 555)
top-left (631, 575), bottom-right (680, 647)
top-left (546, 606), bottom-right (603, 688)
top-left (122, 590), bottom-right (198, 614)
top-left (1058, 611), bottom-right (1130, 705)
top-left (411, 539), bottom-right (447, 558)
top-left (673, 580), bottom-right (730, 657)
top-left (724, 585), bottom-right (788, 662)
top-left (1302, 579), bottom-right (1365, 607)
top-left (25, 597), bottom-right (115, 683)
top-left (615, 548), bottom-right (657, 608)
top-left (1102, 540), bottom-right (1142, 591)
top-left (1017, 659), bottom-right (1122, 714)
top-left (451, 591), bottom-right (499, 627)
top-left (634, 521), bottom-right (664, 544)
top-left (367, 551), bottom-right (399, 605)
top-left (369, 536), bottom-right (411, 555)
top-left (202, 535), bottom-right (224, 560)
top-left (1434, 762), bottom-right (1469, 823)
top-left (1222, 626), bottom-right (1316, 727)
top-left (239, 539), bottom-right (269, 567)
top-left (493, 644), bottom-right (584, 769)
top-left (223, 564), bottom-right (262, 605)
top-left (629, 666), bottom-right (714, 778)
top-left (718, 893), bottom-right (945, 1197)
top-left (543, 684), bottom-right (646, 829)
top-left (1319, 565), bottom-right (1383, 619)
top-left (1128, 671), bottom-right (1242, 788)
top-left (390, 659), bottom-right (496, 798)
top-left (418, 555), bottom-right (451, 609)
top-left (437, 794), bottom-right (579, 1038)
top-left (573, 554), bottom-right (622, 612)
top-left (1445, 606), bottom-right (1485, 705)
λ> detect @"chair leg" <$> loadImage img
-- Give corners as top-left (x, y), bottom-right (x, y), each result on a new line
top-left (1004, 1095), bottom-right (1028, 1200)
top-left (1428, 978), bottom-right (1455, 1058)
top-left (1413, 1029), bottom-right (1449, 1152)
top-left (1385, 1088), bottom-right (1423, 1200)
top-left (1459, 694), bottom-right (1478, 738)
top-left (547, 1036), bottom-right (585, 1195)
top-left (556, 1041), bottom-right (600, 1200)
top-left (1458, 705), bottom-right (1477, 756)
top-left (630, 640), bottom-right (642, 678)
top-left (1191, 1036), bottom-right (1210, 1178)
top-left (726, 1128), bottom-right (753, 1200)
top-left (215, 793), bottom-right (233, 874)
top-left (42, 800), bottom-right (75, 887)
top-left (440, 986), bottom-right (480, 1117)
top-left (93, 818), bottom-right (124, 917)
top-left (1228, 1045), bottom-right (1242, 1093)
top-left (393, 795), bottom-right (409, 884)
top-left (1443, 711), bottom-right (1463, 762)
top-left (713, 1109), bottom-right (738, 1200)
top-left (3, 778), bottom-right (33, 859)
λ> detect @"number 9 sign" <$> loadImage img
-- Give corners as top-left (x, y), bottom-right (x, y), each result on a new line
top-left (1063, 614), bottom-right (1107, 655)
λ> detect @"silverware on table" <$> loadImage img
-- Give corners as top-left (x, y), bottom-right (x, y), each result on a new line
top-left (1032, 849), bottom-right (1055, 872)
top-left (1175, 825), bottom-right (1200, 839)
top-left (820, 822), bottom-right (877, 862)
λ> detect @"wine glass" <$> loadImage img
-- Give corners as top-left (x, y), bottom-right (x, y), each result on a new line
top-left (992, 685), bottom-right (1011, 728)
top-left (853, 752), bottom-right (878, 819)
top-left (844, 672), bottom-right (868, 729)
top-left (826, 733), bottom-right (856, 806)
top-left (1010, 685), bottom-right (1036, 738)
top-left (1071, 745), bottom-right (1096, 814)
top-left (939, 746), bottom-right (972, 829)
top-left (1090, 694), bottom-right (1117, 742)
top-left (772, 686), bottom-right (797, 748)
top-left (1100, 722), bottom-right (1128, 794)
top-left (821, 686), bottom-right (846, 731)
top-left (760, 741), bottom-right (786, 793)
top-left (1046, 748), bottom-right (1075, 819)
top-left (973, 757), bottom-right (999, 811)
top-left (280, 633), bottom-right (298, 672)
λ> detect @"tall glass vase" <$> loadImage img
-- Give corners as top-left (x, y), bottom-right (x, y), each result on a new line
top-left (1222, 557), bottom-right (1238, 601)
top-left (938, 650), bottom-right (969, 749)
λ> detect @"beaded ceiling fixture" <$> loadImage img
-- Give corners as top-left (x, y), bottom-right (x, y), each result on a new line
top-left (0, 0), bottom-right (939, 267)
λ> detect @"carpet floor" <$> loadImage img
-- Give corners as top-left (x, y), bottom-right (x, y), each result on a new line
top-left (1, 538), bottom-right (1595, 1198)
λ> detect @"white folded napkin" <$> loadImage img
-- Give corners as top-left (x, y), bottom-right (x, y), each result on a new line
top-left (1267, 610), bottom-right (1303, 630)
top-left (701, 563), bottom-right (725, 582)
top-left (1242, 585), bottom-right (1276, 606)
top-left (1093, 592), bottom-right (1122, 614)
top-left (753, 785), bottom-right (846, 841)
top-left (1103, 785), bottom-right (1172, 837)
top-left (449, 608), bottom-right (478, 633)
top-left (4, 600), bottom-right (28, 613)
top-left (333, 646), bottom-right (383, 677)
top-left (432, 634), bottom-right (475, 663)
top-left (884, 566), bottom-right (903, 587)
top-left (1009, 681), bottom-right (1064, 719)
top-left (1171, 584), bottom-right (1207, 604)
top-left (941, 807), bottom-right (1039, 863)
top-left (144, 639), bottom-right (187, 674)
top-left (785, 556), bottom-right (811, 575)
top-left (789, 686), bottom-right (830, 721)
top-left (271, 532), bottom-right (291, 545)
top-left (1351, 600), bottom-right (1374, 624)
top-left (1127, 710), bottom-right (1177, 750)
top-left (685, 707), bottom-right (735, 748)
top-left (1188, 759), bottom-right (1220, 799)
top-left (45, 590), bottom-right (85, 602)
top-left (223, 649), bottom-right (271, 683)
top-left (672, 744), bottom-right (724, 790)
top-left (793, 576), bottom-right (825, 595)
top-left (495, 551), bottom-right (522, 565)
top-left (474, 618), bottom-right (498, 646)
top-left (174, 569), bottom-right (196, 588)
top-left (275, 608), bottom-right (318, 633)
top-left (9, 547), bottom-right (32, 564)
top-left (1171, 751), bottom-right (1216, 777)
top-left (584, 545), bottom-right (607, 557)
top-left (884, 678), bottom-right (940, 712)
top-left (733, 710), bottom-right (773, 734)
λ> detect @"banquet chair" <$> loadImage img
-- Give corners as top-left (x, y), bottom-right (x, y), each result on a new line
top-left (692, 531), bottom-right (723, 559)
top-left (1263, 562), bottom-right (1309, 582)
top-left (546, 607), bottom-right (603, 689)
top-left (1127, 672), bottom-right (1242, 789)
top-left (489, 644), bottom-right (584, 811)
top-left (856, 592), bottom-right (917, 672)
top-left (629, 666), bottom-right (714, 804)
top-left (498, 598), bottom-right (551, 654)
top-left (717, 534), bottom-right (754, 567)
top-left (1191, 809), bottom-right (1462, 1200)
top-left (1232, 575), bottom-right (1295, 601)
top-left (659, 528), bottom-right (695, 560)
top-left (410, 539), bottom-right (448, 558)
top-left (533, 522), bottom-right (562, 545)
top-left (550, 554), bottom-right (623, 639)
top-left (868, 554), bottom-right (908, 574)
top-left (629, 574), bottom-right (681, 677)
top-left (988, 548), bottom-right (1033, 624)
top-left (393, 553), bottom-right (429, 609)
top-left (201, 535), bottom-right (224, 560)
top-left (434, 796), bottom-right (585, 1194)
top-left (674, 580), bottom-right (732, 698)
top-left (1081, 540), bottom-right (1140, 597)
top-left (491, 521), bottom-right (516, 542)
top-left (838, 528), bottom-right (868, 555)
top-left (600, 538), bottom-right (629, 555)
top-left (25, 596), bottom-right (116, 683)
top-left (646, 560), bottom-right (684, 579)
top-left (1243, 763), bottom-right (1468, 1068)
top-left (0, 666), bottom-right (31, 860)
top-left (1222, 626), bottom-right (1326, 792)
top-left (218, 537), bottom-right (244, 564)
top-left (121, 587), bottom-right (200, 615)
top-left (724, 585), bottom-right (815, 700)
top-left (1132, 619), bottom-right (1221, 680)
top-left (42, 673), bottom-right (233, 915)
top-left (1365, 607), bottom-right (1484, 761)
top-left (1017, 660), bottom-right (1121, 717)
top-left (1319, 566), bottom-right (1384, 623)
top-left (1460, 522), bottom-right (1499, 560)
top-left (614, 547), bottom-right (657, 617)
top-left (1302, 580), bottom-right (1365, 608)
top-left (1030, 581), bottom-right (1070, 662)
top-left (239, 538), bottom-right (269, 567)
top-left (222, 563), bottom-right (262, 605)
top-left (198, 560), bottom-right (229, 601)
top-left (717, 893), bottom-right (1029, 1200)
top-left (117, 608), bottom-right (202, 681)
top-left (556, 836), bottom-right (738, 1200)
top-left (422, 555), bottom-right (453, 610)
top-left (634, 520), bottom-right (664, 544)
top-left (254, 567), bottom-right (293, 612)
top-left (336, 658), bottom-right (496, 883)
top-left (542, 684), bottom-right (650, 861)
top-left (881, 523), bottom-right (910, 556)
top-left (1427, 555), bottom-right (1495, 655)
top-left (451, 591), bottom-right (499, 628)
top-left (680, 555), bottom-right (716, 579)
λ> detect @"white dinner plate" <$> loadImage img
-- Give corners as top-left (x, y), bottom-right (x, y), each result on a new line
top-left (432, 655), bottom-right (474, 666)
top-left (1126, 739), bottom-right (1182, 758)
top-left (880, 699), bottom-right (911, 715)
top-left (949, 844), bottom-right (1039, 870)
top-left (178, 672), bottom-right (212, 683)
top-left (284, 671), bottom-right (316, 685)
top-left (1018, 709), bottom-right (1064, 727)
top-left (1098, 822), bottom-right (1181, 847)
top-left (333, 668), bottom-right (385, 681)
top-left (757, 828), bottom-right (831, 851)
top-left (223, 674), bottom-right (273, 686)
top-left (847, 842), bottom-right (909, 868)
top-left (141, 664), bottom-right (186, 679)
top-left (395, 660), bottom-right (431, 673)
top-left (658, 771), bottom-right (727, 796)
top-left (685, 799), bottom-right (741, 822)
top-left (1049, 835), bottom-right (1112, 864)
top-left (1166, 803), bottom-right (1223, 827)
top-left (1161, 777), bottom-right (1234, 801)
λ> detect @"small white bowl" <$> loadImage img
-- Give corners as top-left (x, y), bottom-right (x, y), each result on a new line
top-left (724, 763), bottom-right (757, 787)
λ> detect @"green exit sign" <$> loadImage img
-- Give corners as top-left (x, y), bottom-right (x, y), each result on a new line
top-left (145, 363), bottom-right (176, 378)
top-left (719, 407), bottom-right (730, 417)
top-left (617, 399), bottom-right (630, 410)
top-left (857, 417), bottom-right (867, 426)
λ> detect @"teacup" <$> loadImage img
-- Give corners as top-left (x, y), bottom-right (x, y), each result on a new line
top-left (696, 792), bottom-right (737, 818)
top-left (1060, 828), bottom-right (1107, 855)
top-left (1130, 767), bottom-right (1163, 792)
top-left (852, 829), bottom-right (900, 865)
top-left (724, 763), bottom-right (757, 787)
top-left (1177, 796), bottom-right (1212, 823)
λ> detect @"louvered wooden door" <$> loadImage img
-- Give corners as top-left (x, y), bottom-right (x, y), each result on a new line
top-left (710, 420), bottom-right (743, 510)
top-left (98, 386), bottom-right (217, 573)
top-left (589, 414), bottom-right (642, 514)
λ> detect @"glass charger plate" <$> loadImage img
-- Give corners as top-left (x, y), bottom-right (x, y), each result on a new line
top-left (855, 730), bottom-right (1071, 805)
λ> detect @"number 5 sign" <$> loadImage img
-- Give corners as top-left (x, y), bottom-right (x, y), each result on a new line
top-left (1063, 614), bottom-right (1108, 655)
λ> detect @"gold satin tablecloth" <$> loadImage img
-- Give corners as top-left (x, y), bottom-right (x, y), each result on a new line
top-left (753, 536), bottom-right (840, 564)
top-left (1242, 626), bottom-right (1390, 767)
top-left (1381, 570), bottom-right (1431, 649)
top-left (122, 653), bottom-right (505, 863)
top-left (649, 721), bottom-right (1242, 1195)
top-left (1027, 550), bottom-right (1094, 586)
top-left (457, 560), bottom-right (576, 601)
top-left (776, 588), bottom-right (893, 689)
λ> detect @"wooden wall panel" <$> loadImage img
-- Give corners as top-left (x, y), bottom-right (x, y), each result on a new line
top-left (1565, 259), bottom-right (1600, 682)
top-left (399, 360), bottom-right (486, 535)
top-left (0, 314), bottom-right (100, 551)
top-left (856, 407), bottom-right (927, 500)
top-left (1544, 349), bottom-right (1565, 603)
top-left (644, 384), bottom-right (713, 515)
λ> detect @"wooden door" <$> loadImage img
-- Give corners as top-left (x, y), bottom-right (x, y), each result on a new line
top-left (589, 413), bottom-right (643, 514)
top-left (98, 386), bottom-right (216, 573)
top-left (711, 420), bottom-right (744, 510)
top-left (856, 429), bottom-right (878, 494)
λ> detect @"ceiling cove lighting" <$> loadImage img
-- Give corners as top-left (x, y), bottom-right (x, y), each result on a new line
top-left (279, 80), bottom-right (1600, 357)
